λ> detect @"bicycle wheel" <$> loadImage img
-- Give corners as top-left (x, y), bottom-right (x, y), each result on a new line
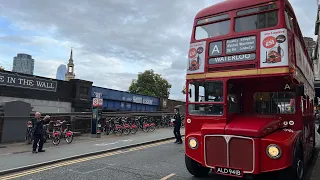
top-left (52, 136), bottom-right (60, 145)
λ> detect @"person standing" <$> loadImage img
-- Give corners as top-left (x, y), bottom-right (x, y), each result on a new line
top-left (173, 108), bottom-right (183, 144)
top-left (32, 112), bottom-right (50, 153)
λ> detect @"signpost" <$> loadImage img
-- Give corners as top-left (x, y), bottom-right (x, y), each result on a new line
top-left (91, 92), bottom-right (103, 138)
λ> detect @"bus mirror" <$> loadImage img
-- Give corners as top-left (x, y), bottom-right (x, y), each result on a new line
top-left (296, 84), bottom-right (304, 96)
top-left (189, 89), bottom-right (192, 98)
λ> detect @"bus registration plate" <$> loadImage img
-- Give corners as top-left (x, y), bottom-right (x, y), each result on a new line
top-left (215, 166), bottom-right (243, 177)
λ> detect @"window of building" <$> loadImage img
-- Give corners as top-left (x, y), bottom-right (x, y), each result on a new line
top-left (235, 11), bottom-right (278, 32)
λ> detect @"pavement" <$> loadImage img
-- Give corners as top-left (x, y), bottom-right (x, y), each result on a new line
top-left (0, 127), bottom-right (184, 175)
top-left (1, 125), bottom-right (320, 179)
top-left (0, 137), bottom-right (312, 180)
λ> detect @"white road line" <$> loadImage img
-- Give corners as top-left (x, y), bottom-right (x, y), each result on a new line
top-left (160, 173), bottom-right (176, 180)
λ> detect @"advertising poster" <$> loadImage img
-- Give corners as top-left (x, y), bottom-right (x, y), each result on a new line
top-left (260, 28), bottom-right (288, 68)
top-left (187, 41), bottom-right (206, 74)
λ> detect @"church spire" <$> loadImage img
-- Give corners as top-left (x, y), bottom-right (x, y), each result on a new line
top-left (69, 47), bottom-right (73, 62)
top-left (65, 47), bottom-right (75, 81)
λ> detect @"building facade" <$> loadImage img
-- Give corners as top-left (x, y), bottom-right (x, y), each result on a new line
top-left (314, 5), bottom-right (320, 103)
top-left (0, 70), bottom-right (92, 113)
top-left (56, 64), bottom-right (67, 80)
top-left (303, 37), bottom-right (316, 59)
top-left (12, 53), bottom-right (34, 75)
top-left (91, 86), bottom-right (160, 112)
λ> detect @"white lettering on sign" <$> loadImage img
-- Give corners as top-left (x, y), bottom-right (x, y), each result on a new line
top-left (0, 71), bottom-right (57, 91)
top-left (211, 45), bottom-right (220, 54)
top-left (132, 96), bottom-right (143, 103)
top-left (283, 128), bottom-right (294, 133)
top-left (209, 53), bottom-right (255, 64)
top-left (284, 84), bottom-right (291, 90)
top-left (0, 76), bottom-right (4, 82)
top-left (94, 92), bottom-right (103, 98)
top-left (143, 99), bottom-right (153, 105)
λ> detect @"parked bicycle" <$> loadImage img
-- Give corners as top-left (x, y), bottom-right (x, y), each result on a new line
top-left (25, 121), bottom-right (33, 144)
top-left (52, 120), bottom-right (73, 145)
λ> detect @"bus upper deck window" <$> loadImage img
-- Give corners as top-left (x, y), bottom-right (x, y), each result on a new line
top-left (195, 20), bottom-right (230, 40)
top-left (235, 11), bottom-right (278, 32)
top-left (236, 3), bottom-right (277, 16)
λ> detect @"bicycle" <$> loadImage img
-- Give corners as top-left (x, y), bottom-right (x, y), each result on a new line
top-left (52, 120), bottom-right (73, 145)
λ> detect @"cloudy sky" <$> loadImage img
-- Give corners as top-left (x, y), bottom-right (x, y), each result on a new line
top-left (0, 0), bottom-right (318, 101)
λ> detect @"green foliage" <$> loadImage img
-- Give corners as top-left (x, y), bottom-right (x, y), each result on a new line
top-left (128, 69), bottom-right (172, 98)
top-left (0, 66), bottom-right (4, 71)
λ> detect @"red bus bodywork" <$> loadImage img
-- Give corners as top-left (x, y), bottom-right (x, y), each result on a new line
top-left (185, 0), bottom-right (315, 179)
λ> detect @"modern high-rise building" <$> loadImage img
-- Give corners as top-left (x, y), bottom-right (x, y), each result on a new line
top-left (56, 64), bottom-right (67, 80)
top-left (12, 53), bottom-right (34, 75)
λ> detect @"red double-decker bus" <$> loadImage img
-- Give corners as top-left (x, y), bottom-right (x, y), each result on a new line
top-left (184, 0), bottom-right (315, 179)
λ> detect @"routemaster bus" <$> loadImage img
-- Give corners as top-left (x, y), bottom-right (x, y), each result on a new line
top-left (184, 0), bottom-right (315, 179)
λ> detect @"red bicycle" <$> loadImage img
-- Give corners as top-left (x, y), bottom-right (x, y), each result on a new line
top-left (52, 120), bottom-right (73, 145)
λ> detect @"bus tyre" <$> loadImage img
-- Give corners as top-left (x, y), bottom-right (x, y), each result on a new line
top-left (277, 144), bottom-right (304, 180)
top-left (185, 154), bottom-right (210, 177)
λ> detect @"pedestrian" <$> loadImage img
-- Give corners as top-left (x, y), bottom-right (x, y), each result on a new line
top-left (32, 112), bottom-right (50, 153)
top-left (173, 108), bottom-right (183, 144)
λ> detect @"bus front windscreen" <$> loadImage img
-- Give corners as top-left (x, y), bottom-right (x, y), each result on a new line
top-left (188, 81), bottom-right (224, 115)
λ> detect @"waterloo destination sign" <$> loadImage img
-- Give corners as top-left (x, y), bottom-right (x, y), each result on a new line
top-left (0, 71), bottom-right (58, 92)
top-left (209, 53), bottom-right (256, 64)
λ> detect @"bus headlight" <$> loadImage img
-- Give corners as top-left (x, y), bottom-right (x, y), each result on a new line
top-left (266, 144), bottom-right (282, 159)
top-left (188, 138), bottom-right (198, 149)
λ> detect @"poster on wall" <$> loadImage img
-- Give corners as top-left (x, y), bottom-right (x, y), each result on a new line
top-left (187, 41), bottom-right (206, 74)
top-left (260, 28), bottom-right (288, 68)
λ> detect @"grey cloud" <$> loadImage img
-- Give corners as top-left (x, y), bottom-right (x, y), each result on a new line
top-left (0, 0), bottom-right (316, 100)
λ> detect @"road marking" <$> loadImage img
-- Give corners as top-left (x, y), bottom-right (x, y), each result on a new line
top-left (160, 173), bottom-right (176, 180)
top-left (0, 138), bottom-right (183, 180)
top-left (93, 139), bottom-right (133, 146)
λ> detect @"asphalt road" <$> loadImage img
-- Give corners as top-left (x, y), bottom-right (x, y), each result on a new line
top-left (2, 138), bottom-right (317, 180)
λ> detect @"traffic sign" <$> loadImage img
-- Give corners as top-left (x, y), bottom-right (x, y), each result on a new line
top-left (98, 98), bottom-right (103, 106)
top-left (93, 98), bottom-right (103, 107)
top-left (93, 98), bottom-right (99, 106)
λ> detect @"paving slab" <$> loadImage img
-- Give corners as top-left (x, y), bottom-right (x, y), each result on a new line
top-left (0, 127), bottom-right (185, 175)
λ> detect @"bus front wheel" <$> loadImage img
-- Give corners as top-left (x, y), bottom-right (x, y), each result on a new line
top-left (277, 144), bottom-right (304, 180)
top-left (185, 154), bottom-right (210, 177)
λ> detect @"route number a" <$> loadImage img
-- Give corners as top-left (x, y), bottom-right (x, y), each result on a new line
top-left (212, 45), bottom-right (220, 54)
top-left (284, 84), bottom-right (291, 90)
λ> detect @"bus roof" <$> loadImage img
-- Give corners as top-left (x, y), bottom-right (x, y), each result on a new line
top-left (195, 0), bottom-right (285, 19)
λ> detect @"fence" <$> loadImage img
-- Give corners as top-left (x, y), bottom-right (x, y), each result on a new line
top-left (0, 111), bottom-right (176, 137)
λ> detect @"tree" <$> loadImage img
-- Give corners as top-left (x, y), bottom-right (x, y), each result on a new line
top-left (128, 69), bottom-right (172, 98)
top-left (0, 66), bottom-right (4, 71)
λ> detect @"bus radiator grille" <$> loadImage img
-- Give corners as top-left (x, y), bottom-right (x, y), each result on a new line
top-left (204, 135), bottom-right (254, 173)
top-left (205, 136), bottom-right (227, 167)
top-left (229, 137), bottom-right (254, 172)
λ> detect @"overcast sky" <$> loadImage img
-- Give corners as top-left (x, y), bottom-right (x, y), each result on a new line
top-left (0, 0), bottom-right (317, 101)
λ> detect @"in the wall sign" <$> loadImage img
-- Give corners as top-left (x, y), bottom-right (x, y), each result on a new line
top-left (0, 71), bottom-right (58, 92)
